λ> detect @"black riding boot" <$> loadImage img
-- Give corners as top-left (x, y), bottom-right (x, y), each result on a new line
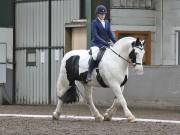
top-left (86, 57), bottom-right (97, 82)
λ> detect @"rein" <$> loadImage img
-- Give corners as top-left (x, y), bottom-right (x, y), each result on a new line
top-left (106, 46), bottom-right (130, 64)
top-left (107, 46), bottom-right (142, 65)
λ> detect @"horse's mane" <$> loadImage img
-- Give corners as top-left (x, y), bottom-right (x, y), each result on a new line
top-left (114, 37), bottom-right (136, 47)
top-left (112, 37), bottom-right (136, 53)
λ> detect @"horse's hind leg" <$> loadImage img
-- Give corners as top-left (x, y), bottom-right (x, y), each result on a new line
top-left (52, 76), bottom-right (69, 120)
top-left (104, 86), bottom-right (125, 121)
top-left (52, 98), bottom-right (63, 120)
top-left (52, 86), bottom-right (66, 120)
top-left (83, 85), bottom-right (104, 122)
top-left (104, 97), bottom-right (118, 121)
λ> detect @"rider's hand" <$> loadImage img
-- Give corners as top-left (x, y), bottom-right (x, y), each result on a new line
top-left (108, 41), bottom-right (114, 47)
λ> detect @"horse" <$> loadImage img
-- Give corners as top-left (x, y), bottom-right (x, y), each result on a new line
top-left (52, 37), bottom-right (145, 122)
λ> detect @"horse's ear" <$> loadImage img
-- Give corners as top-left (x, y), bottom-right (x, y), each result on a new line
top-left (136, 38), bottom-right (140, 43)
top-left (141, 40), bottom-right (145, 46)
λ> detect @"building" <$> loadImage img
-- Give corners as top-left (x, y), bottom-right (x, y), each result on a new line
top-left (0, 0), bottom-right (180, 108)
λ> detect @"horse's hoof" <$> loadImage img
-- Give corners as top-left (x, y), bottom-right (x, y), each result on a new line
top-left (127, 115), bottom-right (136, 123)
top-left (52, 112), bottom-right (60, 120)
top-left (95, 115), bottom-right (104, 122)
top-left (103, 113), bottom-right (112, 121)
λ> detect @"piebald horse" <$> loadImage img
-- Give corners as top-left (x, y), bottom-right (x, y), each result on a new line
top-left (52, 37), bottom-right (145, 122)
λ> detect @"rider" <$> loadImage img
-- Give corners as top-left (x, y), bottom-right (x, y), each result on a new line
top-left (86, 5), bottom-right (117, 82)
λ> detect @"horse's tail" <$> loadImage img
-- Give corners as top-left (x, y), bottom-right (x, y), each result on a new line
top-left (60, 82), bottom-right (79, 104)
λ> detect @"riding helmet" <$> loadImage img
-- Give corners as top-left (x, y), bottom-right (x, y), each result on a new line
top-left (96, 5), bottom-right (107, 14)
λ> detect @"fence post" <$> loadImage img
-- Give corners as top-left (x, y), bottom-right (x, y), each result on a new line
top-left (85, 0), bottom-right (91, 49)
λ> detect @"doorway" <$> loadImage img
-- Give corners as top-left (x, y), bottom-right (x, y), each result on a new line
top-left (115, 31), bottom-right (151, 65)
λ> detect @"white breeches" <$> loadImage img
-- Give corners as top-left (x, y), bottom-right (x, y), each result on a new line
top-left (91, 46), bottom-right (100, 60)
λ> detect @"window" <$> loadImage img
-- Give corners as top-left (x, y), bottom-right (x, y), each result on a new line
top-left (115, 31), bottom-right (151, 65)
top-left (26, 49), bottom-right (36, 66)
top-left (111, 0), bottom-right (154, 9)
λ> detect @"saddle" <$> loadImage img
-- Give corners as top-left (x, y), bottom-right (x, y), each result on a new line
top-left (89, 47), bottom-right (106, 67)
top-left (89, 47), bottom-right (108, 88)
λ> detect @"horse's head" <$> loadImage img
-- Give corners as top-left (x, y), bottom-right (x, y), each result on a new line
top-left (129, 38), bottom-right (145, 75)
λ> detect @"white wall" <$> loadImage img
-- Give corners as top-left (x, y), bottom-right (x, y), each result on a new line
top-left (111, 9), bottom-right (156, 31)
top-left (152, 0), bottom-right (162, 65)
top-left (161, 0), bottom-right (180, 65)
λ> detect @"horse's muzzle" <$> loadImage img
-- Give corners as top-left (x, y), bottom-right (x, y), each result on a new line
top-left (135, 65), bottom-right (144, 75)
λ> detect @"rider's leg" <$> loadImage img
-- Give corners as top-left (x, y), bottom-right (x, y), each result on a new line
top-left (86, 46), bottom-right (99, 82)
top-left (86, 57), bottom-right (97, 81)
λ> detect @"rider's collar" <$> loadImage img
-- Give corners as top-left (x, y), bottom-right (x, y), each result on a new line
top-left (97, 17), bottom-right (105, 22)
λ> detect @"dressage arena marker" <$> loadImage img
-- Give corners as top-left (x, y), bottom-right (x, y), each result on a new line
top-left (0, 114), bottom-right (180, 124)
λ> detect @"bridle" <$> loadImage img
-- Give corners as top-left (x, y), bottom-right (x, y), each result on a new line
top-left (106, 43), bottom-right (143, 66)
top-left (129, 48), bottom-right (142, 66)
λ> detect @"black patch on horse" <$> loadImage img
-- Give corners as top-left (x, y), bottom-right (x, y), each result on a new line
top-left (120, 75), bottom-right (128, 87)
top-left (79, 71), bottom-right (88, 83)
top-left (62, 56), bottom-right (80, 104)
top-left (65, 55), bottom-right (80, 85)
top-left (59, 82), bottom-right (79, 104)
top-left (65, 55), bottom-right (88, 83)
top-left (129, 49), bottom-right (136, 64)
top-left (96, 69), bottom-right (108, 88)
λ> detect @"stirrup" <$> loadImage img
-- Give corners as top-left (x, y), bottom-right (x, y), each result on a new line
top-left (86, 73), bottom-right (92, 82)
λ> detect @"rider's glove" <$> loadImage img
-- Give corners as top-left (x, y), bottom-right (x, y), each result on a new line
top-left (108, 41), bottom-right (114, 47)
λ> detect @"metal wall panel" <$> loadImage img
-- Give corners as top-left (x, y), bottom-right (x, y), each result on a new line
top-left (51, 0), bottom-right (80, 104)
top-left (16, 2), bottom-right (49, 48)
top-left (16, 0), bottom-right (80, 104)
top-left (0, 43), bottom-right (7, 83)
top-left (15, 1), bottom-right (49, 104)
top-left (50, 49), bottom-right (64, 104)
top-left (16, 50), bottom-right (49, 104)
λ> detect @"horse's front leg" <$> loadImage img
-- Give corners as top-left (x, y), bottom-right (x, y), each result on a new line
top-left (84, 85), bottom-right (104, 122)
top-left (110, 83), bottom-right (135, 122)
top-left (104, 86), bottom-right (125, 121)
top-left (103, 97), bottom-right (118, 121)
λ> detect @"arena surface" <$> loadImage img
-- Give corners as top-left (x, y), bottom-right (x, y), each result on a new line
top-left (0, 104), bottom-right (180, 135)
